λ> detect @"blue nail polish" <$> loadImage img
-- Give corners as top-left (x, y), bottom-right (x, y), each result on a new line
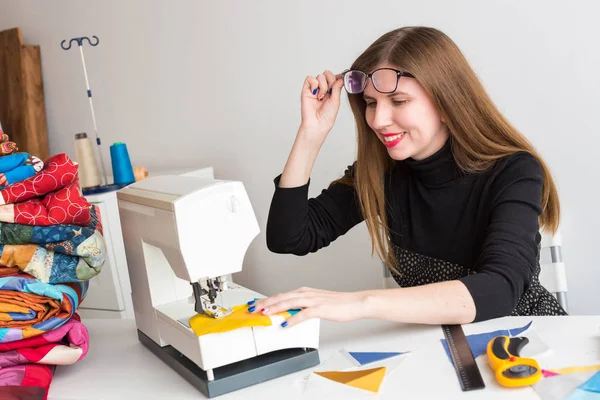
top-left (247, 300), bottom-right (255, 306)
top-left (312, 89), bottom-right (317, 95)
top-left (248, 306), bottom-right (256, 312)
top-left (328, 88), bottom-right (332, 94)
top-left (281, 321), bottom-right (288, 328)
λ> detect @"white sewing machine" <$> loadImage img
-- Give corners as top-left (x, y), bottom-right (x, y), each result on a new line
top-left (116, 168), bottom-right (320, 398)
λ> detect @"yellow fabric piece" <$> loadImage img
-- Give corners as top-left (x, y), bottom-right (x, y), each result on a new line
top-left (314, 367), bottom-right (387, 393)
top-left (549, 364), bottom-right (600, 375)
top-left (189, 304), bottom-right (274, 336)
top-left (0, 303), bottom-right (30, 315)
top-left (22, 327), bottom-right (44, 339)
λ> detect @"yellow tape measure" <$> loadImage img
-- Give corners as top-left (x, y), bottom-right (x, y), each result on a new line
top-left (486, 336), bottom-right (541, 387)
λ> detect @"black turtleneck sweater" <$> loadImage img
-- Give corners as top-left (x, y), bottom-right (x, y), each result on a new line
top-left (266, 139), bottom-right (545, 322)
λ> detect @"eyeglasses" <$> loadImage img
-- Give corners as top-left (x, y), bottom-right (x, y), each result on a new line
top-left (342, 68), bottom-right (415, 94)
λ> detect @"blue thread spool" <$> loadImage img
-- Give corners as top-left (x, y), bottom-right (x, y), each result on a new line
top-left (110, 142), bottom-right (135, 185)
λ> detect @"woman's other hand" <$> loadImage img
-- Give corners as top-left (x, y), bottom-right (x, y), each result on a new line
top-left (247, 286), bottom-right (368, 328)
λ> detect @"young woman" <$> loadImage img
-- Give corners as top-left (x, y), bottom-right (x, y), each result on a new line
top-left (248, 26), bottom-right (567, 327)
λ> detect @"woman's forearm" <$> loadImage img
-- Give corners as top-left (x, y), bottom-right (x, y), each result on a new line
top-left (361, 280), bottom-right (476, 325)
top-left (278, 128), bottom-right (324, 188)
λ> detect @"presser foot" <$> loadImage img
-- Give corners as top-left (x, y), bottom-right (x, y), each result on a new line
top-left (191, 281), bottom-right (233, 319)
top-left (202, 302), bottom-right (233, 319)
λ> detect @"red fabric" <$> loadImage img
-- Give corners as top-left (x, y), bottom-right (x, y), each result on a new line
top-left (0, 154), bottom-right (78, 205)
top-left (21, 364), bottom-right (53, 399)
top-left (21, 364), bottom-right (52, 388)
top-left (0, 315), bottom-right (87, 363)
top-left (13, 183), bottom-right (91, 226)
top-left (0, 314), bottom-right (88, 400)
top-left (17, 345), bottom-right (53, 363)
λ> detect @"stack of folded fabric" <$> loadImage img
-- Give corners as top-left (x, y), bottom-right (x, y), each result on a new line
top-left (0, 124), bottom-right (105, 399)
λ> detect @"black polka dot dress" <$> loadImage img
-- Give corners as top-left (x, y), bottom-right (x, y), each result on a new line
top-left (388, 244), bottom-right (568, 316)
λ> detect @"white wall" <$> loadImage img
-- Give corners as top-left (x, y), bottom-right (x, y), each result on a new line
top-left (0, 0), bottom-right (598, 315)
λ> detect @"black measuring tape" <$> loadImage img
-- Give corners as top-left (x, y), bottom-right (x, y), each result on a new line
top-left (442, 324), bottom-right (485, 391)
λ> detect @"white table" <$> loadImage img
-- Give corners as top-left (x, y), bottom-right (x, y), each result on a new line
top-left (48, 316), bottom-right (600, 399)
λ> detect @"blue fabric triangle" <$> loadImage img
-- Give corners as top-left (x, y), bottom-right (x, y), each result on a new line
top-left (579, 371), bottom-right (600, 393)
top-left (348, 351), bottom-right (404, 365)
top-left (441, 321), bottom-right (533, 366)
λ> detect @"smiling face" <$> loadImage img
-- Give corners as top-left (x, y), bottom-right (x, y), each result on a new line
top-left (362, 64), bottom-right (449, 161)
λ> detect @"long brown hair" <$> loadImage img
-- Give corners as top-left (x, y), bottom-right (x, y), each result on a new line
top-left (336, 26), bottom-right (560, 270)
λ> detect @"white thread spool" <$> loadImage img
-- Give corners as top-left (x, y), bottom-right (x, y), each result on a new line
top-left (74, 132), bottom-right (102, 188)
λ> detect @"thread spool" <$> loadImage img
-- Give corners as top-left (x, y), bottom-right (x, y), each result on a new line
top-left (74, 133), bottom-right (102, 188)
top-left (110, 142), bottom-right (135, 185)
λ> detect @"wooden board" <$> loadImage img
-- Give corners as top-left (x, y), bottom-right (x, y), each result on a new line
top-left (0, 27), bottom-right (49, 160)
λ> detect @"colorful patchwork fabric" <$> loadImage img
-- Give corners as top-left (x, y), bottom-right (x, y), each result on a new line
top-left (189, 304), bottom-right (298, 336)
top-left (0, 153), bottom-right (79, 206)
top-left (0, 153), bottom-right (44, 189)
top-left (0, 273), bottom-right (87, 343)
top-left (0, 154), bottom-right (30, 173)
top-left (0, 314), bottom-right (88, 399)
top-left (0, 183), bottom-right (92, 226)
top-left (24, 155), bottom-right (43, 170)
top-left (0, 141), bottom-right (18, 156)
top-left (0, 365), bottom-right (52, 399)
top-left (0, 132), bottom-right (12, 144)
top-left (0, 131), bottom-right (19, 156)
top-left (0, 166), bottom-right (33, 187)
top-left (0, 126), bottom-right (18, 157)
top-left (0, 206), bottom-right (102, 245)
top-left (0, 313), bottom-right (88, 365)
top-left (0, 214), bottom-right (106, 283)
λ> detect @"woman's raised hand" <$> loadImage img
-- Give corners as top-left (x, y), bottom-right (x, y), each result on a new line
top-left (299, 70), bottom-right (345, 143)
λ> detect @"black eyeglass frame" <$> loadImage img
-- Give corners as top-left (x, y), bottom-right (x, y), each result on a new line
top-left (342, 67), bottom-right (415, 94)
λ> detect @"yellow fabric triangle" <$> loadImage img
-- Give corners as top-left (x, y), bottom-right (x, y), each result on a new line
top-left (22, 327), bottom-right (45, 339)
top-left (346, 367), bottom-right (387, 392)
top-left (315, 367), bottom-right (387, 393)
top-left (189, 304), bottom-right (273, 336)
top-left (550, 364), bottom-right (600, 375)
